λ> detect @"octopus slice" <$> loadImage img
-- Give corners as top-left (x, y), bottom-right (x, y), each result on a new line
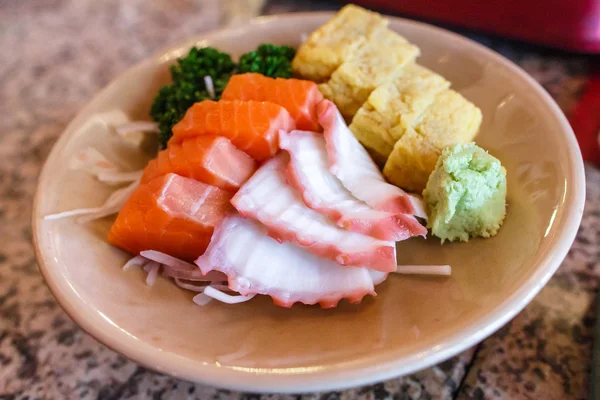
top-left (317, 99), bottom-right (426, 218)
top-left (231, 153), bottom-right (396, 272)
top-left (195, 215), bottom-right (380, 308)
top-left (279, 130), bottom-right (426, 241)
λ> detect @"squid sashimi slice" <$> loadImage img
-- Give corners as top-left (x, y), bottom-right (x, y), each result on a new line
top-left (317, 99), bottom-right (426, 218)
top-left (279, 130), bottom-right (427, 241)
top-left (195, 215), bottom-right (378, 308)
top-left (108, 173), bottom-right (233, 261)
top-left (231, 153), bottom-right (396, 272)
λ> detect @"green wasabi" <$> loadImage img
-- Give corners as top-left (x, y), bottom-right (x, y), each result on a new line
top-left (423, 143), bottom-right (507, 242)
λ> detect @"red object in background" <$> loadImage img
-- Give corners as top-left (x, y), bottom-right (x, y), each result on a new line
top-left (353, 0), bottom-right (600, 53)
top-left (569, 73), bottom-right (600, 165)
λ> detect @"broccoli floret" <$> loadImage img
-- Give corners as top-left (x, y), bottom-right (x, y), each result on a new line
top-left (238, 44), bottom-right (296, 78)
top-left (150, 47), bottom-right (236, 148)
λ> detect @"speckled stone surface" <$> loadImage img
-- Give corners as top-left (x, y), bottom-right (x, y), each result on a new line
top-left (0, 0), bottom-right (597, 399)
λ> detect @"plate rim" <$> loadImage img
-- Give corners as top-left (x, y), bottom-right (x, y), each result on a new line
top-left (32, 11), bottom-right (586, 393)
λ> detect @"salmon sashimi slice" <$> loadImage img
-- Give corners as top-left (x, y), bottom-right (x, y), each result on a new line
top-left (231, 153), bottom-right (396, 272)
top-left (141, 135), bottom-right (258, 191)
top-left (221, 73), bottom-right (324, 131)
top-left (195, 214), bottom-right (379, 308)
top-left (317, 99), bottom-right (426, 218)
top-left (108, 173), bottom-right (234, 261)
top-left (170, 100), bottom-right (295, 161)
top-left (279, 130), bottom-right (427, 241)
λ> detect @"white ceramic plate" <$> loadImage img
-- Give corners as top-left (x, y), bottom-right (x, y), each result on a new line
top-left (33, 12), bottom-right (585, 393)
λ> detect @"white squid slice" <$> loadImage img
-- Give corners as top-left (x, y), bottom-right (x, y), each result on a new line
top-left (317, 99), bottom-right (427, 219)
top-left (231, 154), bottom-right (396, 272)
top-left (279, 130), bottom-right (427, 241)
top-left (195, 215), bottom-right (381, 308)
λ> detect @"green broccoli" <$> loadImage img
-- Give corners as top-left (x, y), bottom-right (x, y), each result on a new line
top-left (150, 47), bottom-right (236, 148)
top-left (238, 44), bottom-right (296, 78)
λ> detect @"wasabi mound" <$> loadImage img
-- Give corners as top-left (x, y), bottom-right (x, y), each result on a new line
top-left (423, 143), bottom-right (506, 242)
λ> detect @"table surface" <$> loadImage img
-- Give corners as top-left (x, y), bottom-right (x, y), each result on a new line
top-left (1, 0), bottom-right (598, 399)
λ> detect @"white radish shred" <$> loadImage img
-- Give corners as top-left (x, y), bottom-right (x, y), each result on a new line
top-left (114, 121), bottom-right (159, 136)
top-left (174, 279), bottom-right (229, 293)
top-left (300, 33), bottom-right (308, 42)
top-left (140, 250), bottom-right (197, 271)
top-left (202, 285), bottom-right (255, 304)
top-left (44, 207), bottom-right (105, 221)
top-left (96, 169), bottom-right (143, 184)
top-left (122, 255), bottom-right (147, 271)
top-left (121, 252), bottom-right (236, 307)
top-left (144, 261), bottom-right (161, 286)
top-left (44, 178), bottom-right (140, 222)
top-left (193, 292), bottom-right (213, 306)
top-left (204, 76), bottom-right (215, 99)
top-left (162, 267), bottom-right (225, 281)
top-left (69, 147), bottom-right (140, 185)
top-left (395, 265), bottom-right (452, 276)
top-left (174, 279), bottom-right (209, 292)
top-left (68, 147), bottom-right (119, 176)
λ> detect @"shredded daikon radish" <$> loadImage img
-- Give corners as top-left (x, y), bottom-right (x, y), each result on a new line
top-left (174, 279), bottom-right (229, 293)
top-left (44, 178), bottom-right (140, 222)
top-left (123, 255), bottom-right (147, 271)
top-left (395, 265), bottom-right (452, 276)
top-left (69, 147), bottom-right (119, 176)
top-left (114, 121), bottom-right (159, 136)
top-left (300, 33), bottom-right (308, 42)
top-left (193, 292), bottom-right (213, 306)
top-left (204, 76), bottom-right (215, 99)
top-left (144, 261), bottom-right (161, 286)
top-left (96, 169), bottom-right (143, 184)
top-left (174, 279), bottom-right (209, 292)
top-left (44, 208), bottom-right (105, 221)
top-left (162, 267), bottom-right (225, 281)
top-left (69, 147), bottom-right (141, 185)
top-left (140, 250), bottom-right (197, 271)
top-left (203, 286), bottom-right (255, 304)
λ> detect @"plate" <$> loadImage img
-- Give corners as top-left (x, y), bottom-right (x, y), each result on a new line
top-left (32, 12), bottom-right (585, 393)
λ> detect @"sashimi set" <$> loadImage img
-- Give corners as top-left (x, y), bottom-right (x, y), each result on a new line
top-left (46, 6), bottom-right (508, 309)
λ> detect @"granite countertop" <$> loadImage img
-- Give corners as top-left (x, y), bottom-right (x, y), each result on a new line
top-left (0, 0), bottom-right (598, 398)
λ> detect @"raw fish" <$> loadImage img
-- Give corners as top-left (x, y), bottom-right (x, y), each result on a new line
top-left (108, 173), bottom-right (233, 261)
top-left (170, 100), bottom-right (295, 161)
top-left (141, 135), bottom-right (257, 191)
top-left (222, 73), bottom-right (324, 131)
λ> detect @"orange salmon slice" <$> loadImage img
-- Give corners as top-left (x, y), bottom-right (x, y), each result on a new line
top-left (141, 135), bottom-right (258, 191)
top-left (222, 73), bottom-right (324, 132)
top-left (170, 100), bottom-right (295, 161)
top-left (108, 173), bottom-right (234, 261)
